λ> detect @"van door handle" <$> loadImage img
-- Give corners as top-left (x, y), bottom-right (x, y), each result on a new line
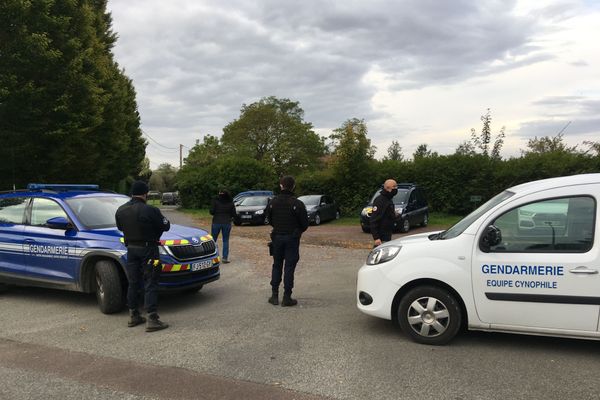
top-left (569, 266), bottom-right (598, 274)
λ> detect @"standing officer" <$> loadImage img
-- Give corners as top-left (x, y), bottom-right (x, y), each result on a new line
top-left (209, 189), bottom-right (236, 263)
top-left (265, 176), bottom-right (309, 307)
top-left (370, 179), bottom-right (398, 247)
top-left (115, 181), bottom-right (170, 332)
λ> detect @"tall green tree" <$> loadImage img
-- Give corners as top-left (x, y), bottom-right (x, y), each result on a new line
top-left (523, 133), bottom-right (577, 154)
top-left (221, 96), bottom-right (325, 176)
top-left (384, 140), bottom-right (404, 161)
top-left (184, 135), bottom-right (223, 168)
top-left (328, 118), bottom-right (377, 213)
top-left (0, 0), bottom-right (145, 190)
top-left (469, 109), bottom-right (505, 159)
top-left (413, 144), bottom-right (438, 159)
top-left (149, 163), bottom-right (177, 192)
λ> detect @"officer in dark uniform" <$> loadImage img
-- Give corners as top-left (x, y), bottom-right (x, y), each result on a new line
top-left (115, 181), bottom-right (170, 332)
top-left (265, 176), bottom-right (309, 307)
top-left (370, 179), bottom-right (398, 247)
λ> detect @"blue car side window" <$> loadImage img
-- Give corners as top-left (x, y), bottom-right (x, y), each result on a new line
top-left (30, 198), bottom-right (68, 226)
top-left (0, 197), bottom-right (28, 225)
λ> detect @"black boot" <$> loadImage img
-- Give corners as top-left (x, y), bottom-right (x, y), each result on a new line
top-left (281, 293), bottom-right (297, 307)
top-left (145, 313), bottom-right (169, 332)
top-left (268, 291), bottom-right (279, 305)
top-left (127, 309), bottom-right (146, 327)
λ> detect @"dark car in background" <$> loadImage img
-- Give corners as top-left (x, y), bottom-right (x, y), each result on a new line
top-left (298, 195), bottom-right (340, 225)
top-left (161, 191), bottom-right (179, 205)
top-left (233, 195), bottom-right (272, 225)
top-left (360, 183), bottom-right (428, 233)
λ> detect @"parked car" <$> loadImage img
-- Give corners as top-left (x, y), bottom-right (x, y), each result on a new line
top-left (298, 195), bottom-right (340, 225)
top-left (357, 173), bottom-right (599, 345)
top-left (233, 190), bottom-right (273, 206)
top-left (161, 191), bottom-right (179, 205)
top-left (233, 195), bottom-right (272, 225)
top-left (0, 184), bottom-right (220, 314)
top-left (360, 183), bottom-right (428, 233)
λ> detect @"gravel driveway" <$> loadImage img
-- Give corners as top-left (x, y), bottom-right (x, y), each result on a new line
top-left (2, 209), bottom-right (600, 400)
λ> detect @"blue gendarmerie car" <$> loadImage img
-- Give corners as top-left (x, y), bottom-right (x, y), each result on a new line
top-left (0, 184), bottom-right (220, 314)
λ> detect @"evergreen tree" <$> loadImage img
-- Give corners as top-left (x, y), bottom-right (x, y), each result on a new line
top-left (0, 0), bottom-right (145, 190)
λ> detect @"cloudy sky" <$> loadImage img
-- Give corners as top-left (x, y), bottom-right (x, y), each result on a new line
top-left (107, 0), bottom-right (600, 169)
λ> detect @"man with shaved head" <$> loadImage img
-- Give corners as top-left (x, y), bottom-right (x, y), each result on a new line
top-left (370, 179), bottom-right (398, 247)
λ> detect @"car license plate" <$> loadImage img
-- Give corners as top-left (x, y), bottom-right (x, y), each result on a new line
top-left (191, 260), bottom-right (212, 271)
top-left (241, 215), bottom-right (252, 219)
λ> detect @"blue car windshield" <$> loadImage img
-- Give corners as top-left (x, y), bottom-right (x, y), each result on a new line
top-left (66, 196), bottom-right (129, 229)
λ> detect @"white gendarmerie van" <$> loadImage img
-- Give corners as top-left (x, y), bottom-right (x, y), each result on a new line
top-left (357, 173), bottom-right (599, 345)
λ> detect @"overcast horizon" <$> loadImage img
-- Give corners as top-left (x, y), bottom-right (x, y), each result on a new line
top-left (107, 0), bottom-right (600, 169)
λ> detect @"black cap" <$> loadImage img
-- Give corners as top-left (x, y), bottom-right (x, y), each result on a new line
top-left (131, 181), bottom-right (149, 196)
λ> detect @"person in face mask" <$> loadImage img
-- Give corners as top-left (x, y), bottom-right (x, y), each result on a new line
top-left (210, 189), bottom-right (236, 263)
top-left (370, 179), bottom-right (398, 247)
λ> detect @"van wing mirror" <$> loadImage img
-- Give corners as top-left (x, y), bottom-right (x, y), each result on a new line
top-left (480, 225), bottom-right (502, 252)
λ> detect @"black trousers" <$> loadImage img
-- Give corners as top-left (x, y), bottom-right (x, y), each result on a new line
top-left (125, 245), bottom-right (161, 314)
top-left (270, 234), bottom-right (300, 295)
top-left (374, 231), bottom-right (392, 243)
top-left (380, 232), bottom-right (392, 242)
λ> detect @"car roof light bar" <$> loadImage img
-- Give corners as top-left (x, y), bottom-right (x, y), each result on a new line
top-left (27, 183), bottom-right (100, 191)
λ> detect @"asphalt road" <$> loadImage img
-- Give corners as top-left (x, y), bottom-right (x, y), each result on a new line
top-left (1, 209), bottom-right (600, 399)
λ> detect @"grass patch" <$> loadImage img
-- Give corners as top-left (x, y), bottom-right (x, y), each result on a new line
top-left (179, 208), bottom-right (464, 229)
top-left (330, 216), bottom-right (361, 226)
top-left (331, 212), bottom-right (463, 227)
top-left (428, 213), bottom-right (463, 226)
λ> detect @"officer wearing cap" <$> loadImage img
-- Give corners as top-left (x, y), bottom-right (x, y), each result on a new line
top-left (265, 175), bottom-right (309, 307)
top-left (115, 180), bottom-right (170, 332)
top-left (370, 179), bottom-right (398, 247)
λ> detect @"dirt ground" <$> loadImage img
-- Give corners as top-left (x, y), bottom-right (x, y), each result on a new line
top-left (186, 213), bottom-right (444, 250)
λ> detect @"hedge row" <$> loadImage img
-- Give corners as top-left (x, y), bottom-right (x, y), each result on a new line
top-left (177, 152), bottom-right (600, 215)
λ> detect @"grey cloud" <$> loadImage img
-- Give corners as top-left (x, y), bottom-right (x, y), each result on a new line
top-left (108, 0), bottom-right (571, 147)
top-left (516, 95), bottom-right (600, 138)
top-left (516, 118), bottom-right (600, 138)
top-left (532, 96), bottom-right (600, 117)
top-left (570, 60), bottom-right (589, 66)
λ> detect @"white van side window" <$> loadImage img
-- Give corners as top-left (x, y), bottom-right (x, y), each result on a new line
top-left (488, 196), bottom-right (595, 253)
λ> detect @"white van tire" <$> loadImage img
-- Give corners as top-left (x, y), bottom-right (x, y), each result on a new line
top-left (397, 286), bottom-right (462, 345)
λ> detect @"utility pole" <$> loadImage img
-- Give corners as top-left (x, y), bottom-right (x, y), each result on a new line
top-left (179, 144), bottom-right (183, 168)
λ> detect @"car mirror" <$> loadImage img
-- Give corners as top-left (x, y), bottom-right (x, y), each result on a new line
top-left (480, 225), bottom-right (502, 252)
top-left (46, 216), bottom-right (73, 230)
top-left (320, 202), bottom-right (326, 206)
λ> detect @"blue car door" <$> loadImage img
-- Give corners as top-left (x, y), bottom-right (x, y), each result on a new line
top-left (0, 197), bottom-right (28, 276)
top-left (23, 198), bottom-right (79, 283)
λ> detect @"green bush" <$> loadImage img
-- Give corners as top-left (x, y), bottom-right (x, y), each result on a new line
top-left (178, 157), bottom-right (275, 208)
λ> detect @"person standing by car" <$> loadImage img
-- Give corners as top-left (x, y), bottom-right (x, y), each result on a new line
top-left (115, 181), bottom-right (170, 332)
top-left (210, 189), bottom-right (236, 263)
top-left (265, 176), bottom-right (309, 307)
top-left (370, 179), bottom-right (398, 247)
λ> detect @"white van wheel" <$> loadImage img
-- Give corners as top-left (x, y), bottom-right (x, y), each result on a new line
top-left (398, 286), bottom-right (462, 345)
